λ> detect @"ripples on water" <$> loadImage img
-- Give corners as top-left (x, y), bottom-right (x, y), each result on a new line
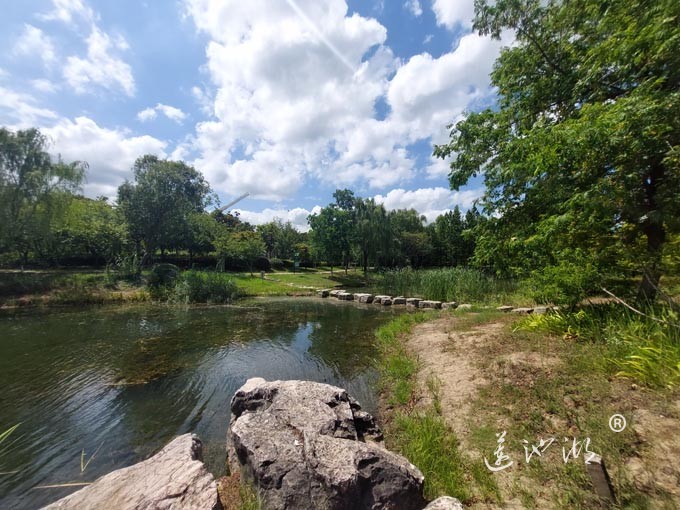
top-left (0, 297), bottom-right (400, 509)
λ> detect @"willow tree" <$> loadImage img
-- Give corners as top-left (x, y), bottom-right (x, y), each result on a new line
top-left (434, 0), bottom-right (680, 300)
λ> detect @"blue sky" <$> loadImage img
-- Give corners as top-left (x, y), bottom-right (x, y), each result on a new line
top-left (0, 0), bottom-right (511, 230)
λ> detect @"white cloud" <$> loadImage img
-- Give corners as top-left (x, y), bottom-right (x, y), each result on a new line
top-left (0, 86), bottom-right (59, 128)
top-left (39, 0), bottom-right (96, 24)
top-left (13, 24), bottom-right (56, 66)
top-left (423, 34), bottom-right (433, 44)
top-left (404, 0), bottom-right (422, 17)
top-left (183, 0), bottom-right (409, 199)
top-left (374, 186), bottom-right (483, 222)
top-left (43, 116), bottom-right (167, 197)
top-left (234, 206), bottom-right (322, 232)
top-left (181, 0), bottom-right (510, 202)
top-left (432, 0), bottom-right (475, 30)
top-left (31, 79), bottom-right (59, 93)
top-left (137, 103), bottom-right (187, 123)
top-left (63, 26), bottom-right (135, 96)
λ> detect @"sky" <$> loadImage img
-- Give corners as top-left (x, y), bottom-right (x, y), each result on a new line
top-left (0, 0), bottom-right (512, 231)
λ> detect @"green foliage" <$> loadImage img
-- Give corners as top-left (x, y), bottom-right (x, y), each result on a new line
top-left (147, 263), bottom-right (180, 299)
top-left (376, 267), bottom-right (517, 303)
top-left (434, 0), bottom-right (680, 300)
top-left (527, 257), bottom-right (601, 307)
top-left (117, 155), bottom-right (213, 262)
top-left (215, 231), bottom-right (266, 275)
top-left (516, 304), bottom-right (680, 388)
top-left (376, 313), bottom-right (431, 405)
top-left (172, 270), bottom-right (238, 304)
top-left (391, 412), bottom-right (471, 502)
top-left (257, 219), bottom-right (302, 260)
top-left (0, 127), bottom-right (86, 262)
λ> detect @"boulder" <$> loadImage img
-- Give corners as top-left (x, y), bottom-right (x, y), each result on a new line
top-left (355, 293), bottom-right (374, 303)
top-left (228, 378), bottom-right (426, 510)
top-left (441, 302), bottom-right (458, 310)
top-left (512, 307), bottom-right (534, 314)
top-left (317, 289), bottom-right (330, 298)
top-left (43, 434), bottom-right (221, 510)
top-left (373, 295), bottom-right (390, 304)
top-left (381, 297), bottom-right (393, 306)
top-left (424, 496), bottom-right (464, 509)
top-left (329, 290), bottom-right (342, 297)
top-left (392, 296), bottom-right (407, 305)
top-left (337, 292), bottom-right (354, 301)
top-left (406, 298), bottom-right (421, 307)
top-left (418, 300), bottom-right (442, 309)
top-left (496, 305), bottom-right (514, 313)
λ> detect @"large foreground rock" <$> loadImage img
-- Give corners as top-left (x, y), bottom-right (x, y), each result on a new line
top-left (228, 378), bottom-right (426, 510)
top-left (43, 434), bottom-right (221, 510)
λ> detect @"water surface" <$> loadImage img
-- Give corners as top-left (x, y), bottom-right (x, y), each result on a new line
top-left (0, 297), bottom-right (397, 509)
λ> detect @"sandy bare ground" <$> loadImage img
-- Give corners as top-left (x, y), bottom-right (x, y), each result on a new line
top-left (405, 313), bottom-right (680, 509)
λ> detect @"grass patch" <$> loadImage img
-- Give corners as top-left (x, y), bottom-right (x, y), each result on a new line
top-left (373, 267), bottom-right (523, 305)
top-left (375, 312), bottom-right (500, 504)
top-left (515, 303), bottom-right (680, 389)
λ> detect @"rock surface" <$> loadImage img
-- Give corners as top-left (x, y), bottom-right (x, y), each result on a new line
top-left (43, 434), bottom-right (221, 510)
top-left (496, 305), bottom-right (514, 312)
top-left (441, 302), bottom-right (458, 310)
top-left (423, 496), bottom-right (464, 509)
top-left (228, 378), bottom-right (426, 510)
top-left (392, 296), bottom-right (407, 305)
top-left (406, 298), bottom-right (421, 307)
top-left (457, 304), bottom-right (472, 310)
top-left (512, 307), bottom-right (534, 314)
top-left (419, 300), bottom-right (442, 309)
top-left (355, 293), bottom-right (374, 303)
top-left (317, 289), bottom-right (330, 298)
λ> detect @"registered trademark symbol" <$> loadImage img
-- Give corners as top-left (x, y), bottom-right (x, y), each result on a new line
top-left (609, 414), bottom-right (627, 433)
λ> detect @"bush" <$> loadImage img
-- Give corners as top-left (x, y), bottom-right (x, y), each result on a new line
top-left (270, 258), bottom-right (285, 270)
top-left (254, 256), bottom-right (271, 271)
top-left (172, 270), bottom-right (238, 304)
top-left (147, 263), bottom-right (180, 300)
top-left (527, 260), bottom-right (600, 307)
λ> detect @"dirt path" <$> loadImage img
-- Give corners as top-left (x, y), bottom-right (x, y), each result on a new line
top-left (405, 312), bottom-right (680, 509)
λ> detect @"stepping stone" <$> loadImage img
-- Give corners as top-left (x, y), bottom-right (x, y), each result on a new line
top-left (441, 302), bottom-right (458, 309)
top-left (354, 293), bottom-right (374, 303)
top-left (392, 296), bottom-right (407, 305)
top-left (381, 298), bottom-right (393, 306)
top-left (512, 307), bottom-right (534, 314)
top-left (317, 289), bottom-right (330, 298)
top-left (406, 298), bottom-right (421, 307)
top-left (497, 305), bottom-right (514, 312)
top-left (457, 304), bottom-right (472, 310)
top-left (418, 300), bottom-right (442, 309)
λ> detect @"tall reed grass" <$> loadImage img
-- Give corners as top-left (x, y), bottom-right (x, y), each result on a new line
top-left (172, 270), bottom-right (238, 304)
top-left (516, 303), bottom-right (680, 388)
top-left (375, 268), bottom-right (519, 304)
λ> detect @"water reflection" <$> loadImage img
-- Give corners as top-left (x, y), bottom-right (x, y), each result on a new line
top-left (0, 298), bottom-right (399, 509)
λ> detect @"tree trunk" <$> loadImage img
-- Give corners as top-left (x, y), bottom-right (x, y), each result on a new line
top-left (636, 162), bottom-right (666, 303)
top-left (363, 250), bottom-right (368, 275)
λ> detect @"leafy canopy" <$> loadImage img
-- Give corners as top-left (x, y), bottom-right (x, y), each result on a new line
top-left (434, 0), bottom-right (680, 298)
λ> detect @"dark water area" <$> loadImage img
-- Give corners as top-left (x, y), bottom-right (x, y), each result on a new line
top-left (0, 297), bottom-right (400, 509)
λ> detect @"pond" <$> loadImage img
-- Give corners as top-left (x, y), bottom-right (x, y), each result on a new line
top-left (0, 297), bottom-right (400, 509)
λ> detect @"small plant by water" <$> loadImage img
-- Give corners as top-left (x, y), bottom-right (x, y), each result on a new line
top-left (172, 270), bottom-right (238, 304)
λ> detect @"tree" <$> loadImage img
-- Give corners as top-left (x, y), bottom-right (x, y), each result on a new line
top-left (216, 231), bottom-right (265, 275)
top-left (308, 189), bottom-right (356, 274)
top-left (434, 0), bottom-right (680, 300)
top-left (354, 198), bottom-right (390, 274)
top-left (117, 155), bottom-right (213, 264)
top-left (0, 128), bottom-right (86, 263)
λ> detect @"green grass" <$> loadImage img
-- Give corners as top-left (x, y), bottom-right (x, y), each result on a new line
top-left (516, 303), bottom-right (680, 389)
top-left (375, 312), bottom-right (500, 504)
top-left (373, 267), bottom-right (523, 305)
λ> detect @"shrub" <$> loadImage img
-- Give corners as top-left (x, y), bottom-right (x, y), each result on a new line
top-left (254, 256), bottom-right (271, 271)
top-left (172, 270), bottom-right (238, 304)
top-left (147, 263), bottom-right (180, 299)
top-left (270, 258), bottom-right (285, 270)
top-left (527, 259), bottom-right (600, 308)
